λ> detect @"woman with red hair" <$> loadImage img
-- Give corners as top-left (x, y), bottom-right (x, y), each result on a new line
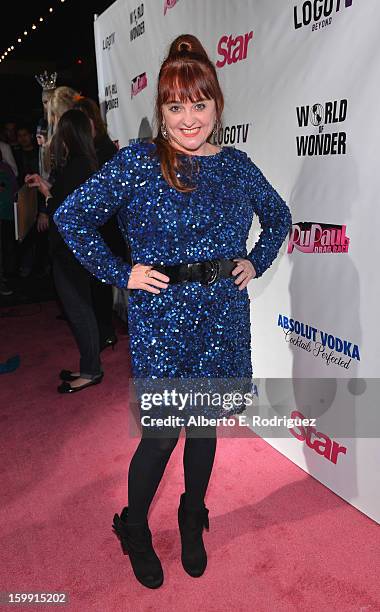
top-left (54, 35), bottom-right (291, 588)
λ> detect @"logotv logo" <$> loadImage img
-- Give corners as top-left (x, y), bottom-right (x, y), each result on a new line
top-left (296, 99), bottom-right (348, 156)
top-left (131, 72), bottom-right (147, 98)
top-left (102, 32), bottom-right (115, 51)
top-left (288, 222), bottom-right (350, 253)
top-left (216, 31), bottom-right (253, 68)
top-left (211, 123), bottom-right (251, 146)
top-left (294, 0), bottom-right (353, 32)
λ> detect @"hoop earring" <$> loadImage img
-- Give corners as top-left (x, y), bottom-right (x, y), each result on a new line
top-left (212, 120), bottom-right (220, 139)
top-left (161, 122), bottom-right (168, 140)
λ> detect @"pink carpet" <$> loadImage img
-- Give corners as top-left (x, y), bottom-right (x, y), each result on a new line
top-left (1, 301), bottom-right (379, 612)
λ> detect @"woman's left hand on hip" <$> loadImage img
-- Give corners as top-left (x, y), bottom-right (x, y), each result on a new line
top-left (231, 258), bottom-right (256, 290)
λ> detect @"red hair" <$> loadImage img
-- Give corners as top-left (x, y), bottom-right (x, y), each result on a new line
top-left (152, 34), bottom-right (224, 192)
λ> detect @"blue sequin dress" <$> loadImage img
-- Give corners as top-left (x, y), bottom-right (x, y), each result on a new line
top-left (54, 142), bottom-right (291, 421)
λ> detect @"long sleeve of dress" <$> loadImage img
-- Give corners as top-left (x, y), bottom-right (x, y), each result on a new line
top-left (243, 153), bottom-right (292, 278)
top-left (53, 148), bottom-right (134, 288)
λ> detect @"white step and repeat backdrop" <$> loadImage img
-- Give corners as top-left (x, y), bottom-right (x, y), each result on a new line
top-left (94, 0), bottom-right (380, 523)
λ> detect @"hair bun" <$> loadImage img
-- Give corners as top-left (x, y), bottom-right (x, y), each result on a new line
top-left (168, 34), bottom-right (209, 61)
top-left (178, 41), bottom-right (191, 52)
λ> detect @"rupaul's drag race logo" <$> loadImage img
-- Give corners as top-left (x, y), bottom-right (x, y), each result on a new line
top-left (277, 314), bottom-right (360, 369)
top-left (164, 0), bottom-right (180, 15)
top-left (288, 222), bottom-right (350, 254)
top-left (294, 0), bottom-right (353, 32)
top-left (296, 98), bottom-right (348, 156)
top-left (216, 31), bottom-right (253, 68)
top-left (131, 72), bottom-right (147, 98)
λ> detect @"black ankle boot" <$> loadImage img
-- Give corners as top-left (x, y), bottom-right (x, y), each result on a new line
top-left (112, 507), bottom-right (163, 589)
top-left (178, 492), bottom-right (209, 577)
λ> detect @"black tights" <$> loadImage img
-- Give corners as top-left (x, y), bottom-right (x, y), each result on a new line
top-left (127, 425), bottom-right (217, 523)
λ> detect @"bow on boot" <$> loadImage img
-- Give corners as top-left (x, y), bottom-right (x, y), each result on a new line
top-left (112, 507), bottom-right (163, 589)
top-left (178, 493), bottom-right (210, 577)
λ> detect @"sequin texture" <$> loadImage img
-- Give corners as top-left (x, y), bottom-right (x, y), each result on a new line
top-left (54, 142), bottom-right (292, 420)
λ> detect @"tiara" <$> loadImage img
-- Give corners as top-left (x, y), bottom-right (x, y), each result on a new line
top-left (35, 70), bottom-right (58, 90)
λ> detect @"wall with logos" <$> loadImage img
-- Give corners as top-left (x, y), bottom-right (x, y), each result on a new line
top-left (94, 0), bottom-right (380, 524)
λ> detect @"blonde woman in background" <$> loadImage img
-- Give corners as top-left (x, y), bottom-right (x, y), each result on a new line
top-left (43, 86), bottom-right (80, 179)
top-left (37, 87), bottom-right (80, 235)
top-left (47, 86), bottom-right (80, 140)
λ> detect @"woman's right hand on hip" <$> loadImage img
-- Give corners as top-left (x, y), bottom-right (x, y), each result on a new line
top-left (127, 263), bottom-right (170, 293)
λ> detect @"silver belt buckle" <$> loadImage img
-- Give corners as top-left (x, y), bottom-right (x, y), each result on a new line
top-left (204, 260), bottom-right (219, 286)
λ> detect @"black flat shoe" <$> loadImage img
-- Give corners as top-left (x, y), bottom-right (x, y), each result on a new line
top-left (59, 369), bottom-right (80, 382)
top-left (178, 492), bottom-right (209, 577)
top-left (100, 335), bottom-right (118, 352)
top-left (112, 507), bottom-right (164, 589)
top-left (57, 374), bottom-right (103, 394)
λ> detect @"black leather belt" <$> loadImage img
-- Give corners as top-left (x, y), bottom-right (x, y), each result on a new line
top-left (153, 258), bottom-right (237, 286)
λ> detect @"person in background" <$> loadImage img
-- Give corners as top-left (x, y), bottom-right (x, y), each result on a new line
top-left (34, 70), bottom-right (57, 182)
top-left (4, 121), bottom-right (18, 145)
top-left (41, 84), bottom-right (56, 124)
top-left (45, 86), bottom-right (80, 181)
top-left (33, 85), bottom-right (80, 288)
top-left (0, 137), bottom-right (18, 179)
top-left (33, 85), bottom-right (81, 310)
top-left (33, 73), bottom-right (58, 277)
top-left (35, 119), bottom-right (50, 234)
top-left (3, 121), bottom-right (22, 179)
top-left (73, 96), bottom-right (117, 166)
top-left (16, 126), bottom-right (41, 278)
top-left (73, 96), bottom-right (130, 349)
top-left (47, 86), bottom-right (79, 140)
top-left (36, 118), bottom-right (49, 179)
top-left (3, 122), bottom-right (21, 159)
top-left (33, 121), bottom-right (51, 277)
top-left (25, 109), bottom-right (105, 393)
top-left (16, 126), bottom-right (39, 186)
top-left (0, 149), bottom-right (18, 296)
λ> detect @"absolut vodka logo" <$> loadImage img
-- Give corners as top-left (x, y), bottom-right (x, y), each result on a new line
top-left (294, 0), bottom-right (353, 32)
top-left (278, 314), bottom-right (360, 369)
top-left (296, 99), bottom-right (347, 156)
